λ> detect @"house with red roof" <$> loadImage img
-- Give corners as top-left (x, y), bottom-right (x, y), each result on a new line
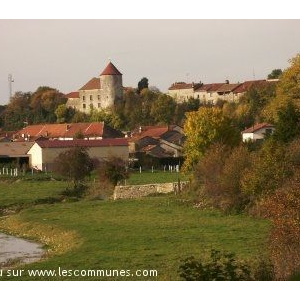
top-left (27, 138), bottom-right (129, 171)
top-left (128, 125), bottom-right (185, 168)
top-left (66, 61), bottom-right (123, 113)
top-left (242, 122), bottom-right (275, 142)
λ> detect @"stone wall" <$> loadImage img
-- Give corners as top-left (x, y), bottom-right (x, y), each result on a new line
top-left (113, 181), bottom-right (189, 200)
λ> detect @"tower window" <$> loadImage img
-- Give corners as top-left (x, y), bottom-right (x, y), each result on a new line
top-left (97, 95), bottom-right (100, 100)
top-left (83, 104), bottom-right (86, 109)
top-left (83, 96), bottom-right (85, 101)
top-left (90, 95), bottom-right (93, 101)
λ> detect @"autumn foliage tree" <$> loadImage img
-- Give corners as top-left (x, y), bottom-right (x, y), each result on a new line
top-left (183, 107), bottom-right (241, 170)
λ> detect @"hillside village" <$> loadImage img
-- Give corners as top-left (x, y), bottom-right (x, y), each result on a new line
top-left (1, 51), bottom-right (300, 281)
top-left (0, 61), bottom-right (278, 171)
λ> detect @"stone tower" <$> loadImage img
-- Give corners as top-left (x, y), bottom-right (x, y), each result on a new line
top-left (100, 62), bottom-right (123, 109)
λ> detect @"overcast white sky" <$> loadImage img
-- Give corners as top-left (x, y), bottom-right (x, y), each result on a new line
top-left (0, 19), bottom-right (300, 105)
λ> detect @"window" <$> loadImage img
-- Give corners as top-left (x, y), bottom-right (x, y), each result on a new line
top-left (197, 95), bottom-right (199, 99)
top-left (97, 95), bottom-right (100, 100)
top-left (98, 103), bottom-right (101, 108)
top-left (90, 103), bottom-right (93, 109)
top-left (83, 96), bottom-right (85, 101)
top-left (90, 95), bottom-right (93, 101)
top-left (83, 103), bottom-right (86, 109)
top-left (265, 128), bottom-right (273, 136)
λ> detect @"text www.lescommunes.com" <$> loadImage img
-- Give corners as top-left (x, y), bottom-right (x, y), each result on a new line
top-left (3, 267), bottom-right (158, 279)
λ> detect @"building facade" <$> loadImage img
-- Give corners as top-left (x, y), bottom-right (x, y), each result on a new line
top-left (168, 79), bottom-right (277, 104)
top-left (66, 62), bottom-right (123, 113)
top-left (28, 138), bottom-right (129, 171)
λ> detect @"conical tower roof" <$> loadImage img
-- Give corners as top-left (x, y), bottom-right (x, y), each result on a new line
top-left (100, 62), bottom-right (122, 76)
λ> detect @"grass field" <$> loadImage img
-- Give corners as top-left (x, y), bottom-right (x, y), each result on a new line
top-left (0, 195), bottom-right (270, 280)
top-left (0, 179), bottom-right (69, 207)
top-left (127, 171), bottom-right (190, 185)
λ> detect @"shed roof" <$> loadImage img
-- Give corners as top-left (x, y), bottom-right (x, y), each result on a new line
top-left (0, 142), bottom-right (34, 157)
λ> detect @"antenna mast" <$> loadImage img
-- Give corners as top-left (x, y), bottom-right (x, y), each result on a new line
top-left (8, 74), bottom-right (14, 101)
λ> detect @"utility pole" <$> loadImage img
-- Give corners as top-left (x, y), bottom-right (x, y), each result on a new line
top-left (8, 74), bottom-right (14, 101)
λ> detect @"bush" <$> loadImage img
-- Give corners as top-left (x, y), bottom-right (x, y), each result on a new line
top-left (193, 143), bottom-right (230, 208)
top-left (258, 172), bottom-right (300, 280)
top-left (220, 145), bottom-right (252, 212)
top-left (178, 249), bottom-right (252, 281)
top-left (53, 146), bottom-right (94, 187)
top-left (98, 156), bottom-right (129, 186)
top-left (193, 143), bottom-right (251, 212)
top-left (178, 249), bottom-right (274, 281)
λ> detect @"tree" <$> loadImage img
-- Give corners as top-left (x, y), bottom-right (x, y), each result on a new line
top-left (272, 101), bottom-right (300, 143)
top-left (55, 104), bottom-right (75, 123)
top-left (53, 146), bottom-right (94, 187)
top-left (264, 53), bottom-right (300, 121)
top-left (268, 69), bottom-right (282, 79)
top-left (98, 155), bottom-right (129, 185)
top-left (150, 94), bottom-right (176, 125)
top-left (183, 107), bottom-right (241, 170)
top-left (137, 77), bottom-right (149, 94)
top-left (2, 92), bottom-right (33, 130)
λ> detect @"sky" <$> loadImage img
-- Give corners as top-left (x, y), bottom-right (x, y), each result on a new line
top-left (0, 19), bottom-right (300, 105)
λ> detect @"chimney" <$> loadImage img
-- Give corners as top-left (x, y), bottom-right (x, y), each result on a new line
top-left (225, 80), bottom-right (229, 84)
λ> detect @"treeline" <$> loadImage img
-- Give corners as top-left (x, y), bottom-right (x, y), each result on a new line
top-left (183, 53), bottom-right (300, 280)
top-left (0, 87), bottom-right (67, 130)
top-left (0, 82), bottom-right (203, 131)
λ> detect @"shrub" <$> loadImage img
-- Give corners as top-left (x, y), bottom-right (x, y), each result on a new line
top-left (98, 156), bottom-right (129, 186)
top-left (220, 145), bottom-right (252, 212)
top-left (178, 249), bottom-right (252, 281)
top-left (193, 144), bottom-right (251, 212)
top-left (193, 143), bottom-right (230, 208)
top-left (178, 249), bottom-right (274, 281)
top-left (241, 139), bottom-right (291, 204)
top-left (53, 146), bottom-right (94, 187)
top-left (259, 173), bottom-right (300, 280)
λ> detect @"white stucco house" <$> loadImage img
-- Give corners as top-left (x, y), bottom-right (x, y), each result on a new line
top-left (27, 138), bottom-right (129, 171)
top-left (242, 123), bottom-right (275, 142)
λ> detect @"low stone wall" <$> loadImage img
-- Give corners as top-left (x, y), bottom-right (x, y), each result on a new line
top-left (113, 181), bottom-right (189, 200)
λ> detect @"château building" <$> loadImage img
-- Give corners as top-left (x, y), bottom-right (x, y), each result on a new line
top-left (65, 61), bottom-right (123, 113)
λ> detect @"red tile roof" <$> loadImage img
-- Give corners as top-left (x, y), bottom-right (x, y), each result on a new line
top-left (242, 123), bottom-right (274, 134)
top-left (195, 83), bottom-right (225, 92)
top-left (130, 126), bottom-right (170, 142)
top-left (35, 138), bottom-right (128, 149)
top-left (17, 122), bottom-right (105, 139)
top-left (65, 91), bottom-right (79, 98)
top-left (168, 82), bottom-right (202, 90)
top-left (216, 83), bottom-right (241, 93)
top-left (80, 77), bottom-right (100, 90)
top-left (100, 62), bottom-right (122, 76)
top-left (233, 80), bottom-right (271, 94)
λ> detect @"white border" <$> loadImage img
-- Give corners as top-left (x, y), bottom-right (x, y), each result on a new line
top-left (0, 0), bottom-right (299, 19)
